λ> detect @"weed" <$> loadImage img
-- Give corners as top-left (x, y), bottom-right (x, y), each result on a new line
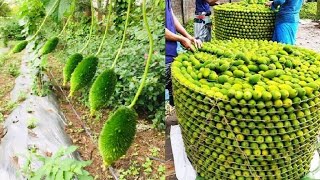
top-left (27, 117), bottom-right (38, 129)
top-left (17, 92), bottom-right (27, 102)
top-left (119, 161), bottom-right (140, 180)
top-left (21, 146), bottom-right (93, 180)
top-left (8, 63), bottom-right (20, 77)
top-left (149, 147), bottom-right (160, 157)
top-left (142, 157), bottom-right (153, 175)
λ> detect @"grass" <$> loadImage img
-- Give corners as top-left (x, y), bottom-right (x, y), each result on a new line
top-left (300, 2), bottom-right (318, 20)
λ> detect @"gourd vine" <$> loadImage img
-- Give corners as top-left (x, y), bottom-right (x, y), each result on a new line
top-left (88, 0), bottom-right (132, 115)
top-left (98, 0), bottom-right (153, 166)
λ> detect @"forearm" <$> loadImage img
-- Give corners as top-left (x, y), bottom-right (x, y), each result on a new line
top-left (206, 0), bottom-right (219, 6)
top-left (172, 11), bottom-right (192, 39)
top-left (165, 28), bottom-right (184, 42)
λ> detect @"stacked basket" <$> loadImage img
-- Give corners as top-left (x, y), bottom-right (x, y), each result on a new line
top-left (214, 2), bottom-right (276, 40)
top-left (171, 39), bottom-right (320, 179)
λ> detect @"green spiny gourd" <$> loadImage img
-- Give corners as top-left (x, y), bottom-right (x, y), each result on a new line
top-left (63, 53), bottom-right (84, 86)
top-left (69, 55), bottom-right (98, 96)
top-left (98, 106), bottom-right (137, 166)
top-left (89, 69), bottom-right (117, 115)
top-left (98, 0), bottom-right (152, 167)
top-left (12, 41), bottom-right (28, 53)
top-left (40, 37), bottom-right (59, 55)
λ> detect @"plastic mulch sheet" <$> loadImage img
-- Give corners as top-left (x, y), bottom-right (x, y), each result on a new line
top-left (0, 45), bottom-right (77, 179)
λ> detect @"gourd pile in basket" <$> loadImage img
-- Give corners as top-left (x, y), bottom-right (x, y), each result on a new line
top-left (172, 39), bottom-right (320, 179)
top-left (214, 1), bottom-right (276, 40)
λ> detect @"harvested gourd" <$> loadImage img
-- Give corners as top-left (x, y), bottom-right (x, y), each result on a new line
top-left (171, 39), bottom-right (320, 179)
top-left (214, 2), bottom-right (276, 40)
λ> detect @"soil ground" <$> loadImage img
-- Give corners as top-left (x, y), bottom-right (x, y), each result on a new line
top-left (47, 55), bottom-right (165, 180)
top-left (296, 20), bottom-right (320, 52)
top-left (0, 43), bottom-right (23, 142)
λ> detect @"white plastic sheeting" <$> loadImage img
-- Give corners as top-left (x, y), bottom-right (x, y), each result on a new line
top-left (0, 46), bottom-right (77, 179)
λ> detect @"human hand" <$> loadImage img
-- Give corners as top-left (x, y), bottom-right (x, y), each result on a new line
top-left (188, 37), bottom-right (202, 50)
top-left (265, 1), bottom-right (272, 7)
top-left (180, 37), bottom-right (194, 51)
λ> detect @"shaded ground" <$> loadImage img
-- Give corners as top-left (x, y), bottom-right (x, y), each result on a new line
top-left (47, 55), bottom-right (165, 179)
top-left (296, 20), bottom-right (320, 52)
top-left (0, 44), bottom-right (22, 139)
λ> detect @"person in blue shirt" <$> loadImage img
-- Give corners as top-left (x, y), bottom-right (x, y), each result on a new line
top-left (194, 0), bottom-right (219, 42)
top-left (266, 0), bottom-right (303, 45)
top-left (166, 0), bottom-right (201, 106)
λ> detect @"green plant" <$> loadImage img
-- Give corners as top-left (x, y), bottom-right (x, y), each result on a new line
top-left (0, 18), bottom-right (25, 47)
top-left (118, 161), bottom-right (140, 179)
top-left (8, 63), bottom-right (20, 77)
top-left (300, 2), bottom-right (318, 20)
top-left (150, 147), bottom-right (160, 157)
top-left (0, 0), bottom-right (11, 17)
top-left (21, 146), bottom-right (93, 180)
top-left (27, 117), bottom-right (38, 129)
top-left (142, 157), bottom-right (153, 175)
top-left (98, 0), bottom-right (156, 166)
top-left (157, 165), bottom-right (166, 178)
top-left (18, 0), bottom-right (45, 36)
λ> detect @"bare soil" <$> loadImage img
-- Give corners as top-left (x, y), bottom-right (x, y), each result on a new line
top-left (296, 20), bottom-right (320, 52)
top-left (0, 45), bottom-right (22, 127)
top-left (47, 55), bottom-right (165, 179)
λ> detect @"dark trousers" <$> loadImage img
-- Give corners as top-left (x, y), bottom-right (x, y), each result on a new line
top-left (166, 62), bottom-right (174, 106)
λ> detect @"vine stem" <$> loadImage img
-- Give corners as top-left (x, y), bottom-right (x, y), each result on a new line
top-left (128, 0), bottom-right (153, 108)
top-left (95, 0), bottom-right (113, 56)
top-left (58, 0), bottom-right (76, 38)
top-left (110, 0), bottom-right (132, 69)
top-left (80, 0), bottom-right (95, 53)
top-left (28, 0), bottom-right (60, 41)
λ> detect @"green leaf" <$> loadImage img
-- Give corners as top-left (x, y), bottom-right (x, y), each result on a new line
top-left (78, 175), bottom-right (94, 180)
top-left (41, 0), bottom-right (72, 22)
top-left (55, 170), bottom-right (64, 180)
top-left (64, 171), bottom-right (73, 180)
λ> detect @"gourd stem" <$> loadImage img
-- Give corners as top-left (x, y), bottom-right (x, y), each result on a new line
top-left (128, 0), bottom-right (153, 108)
top-left (111, 0), bottom-right (132, 69)
top-left (80, 0), bottom-right (94, 53)
top-left (29, 0), bottom-right (60, 41)
top-left (58, 0), bottom-right (75, 38)
top-left (95, 0), bottom-right (113, 56)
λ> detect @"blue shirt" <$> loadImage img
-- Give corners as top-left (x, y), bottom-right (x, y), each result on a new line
top-left (165, 0), bottom-right (177, 64)
top-left (195, 0), bottom-right (211, 14)
top-left (272, 0), bottom-right (303, 23)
